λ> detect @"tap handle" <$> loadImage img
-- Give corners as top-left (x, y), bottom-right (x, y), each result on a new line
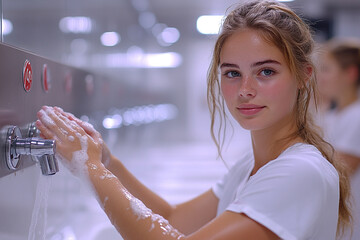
top-left (27, 122), bottom-right (40, 138)
top-left (14, 138), bottom-right (56, 156)
top-left (3, 125), bottom-right (58, 176)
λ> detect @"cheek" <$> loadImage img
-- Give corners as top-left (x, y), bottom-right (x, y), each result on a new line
top-left (262, 80), bottom-right (298, 111)
top-left (221, 81), bottom-right (236, 103)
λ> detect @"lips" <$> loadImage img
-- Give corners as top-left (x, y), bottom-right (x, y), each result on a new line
top-left (236, 104), bottom-right (265, 116)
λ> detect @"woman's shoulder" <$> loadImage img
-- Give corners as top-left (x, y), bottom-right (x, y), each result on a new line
top-left (273, 143), bottom-right (339, 182)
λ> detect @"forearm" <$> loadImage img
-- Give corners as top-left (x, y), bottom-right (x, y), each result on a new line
top-left (87, 162), bottom-right (185, 240)
top-left (106, 154), bottom-right (173, 218)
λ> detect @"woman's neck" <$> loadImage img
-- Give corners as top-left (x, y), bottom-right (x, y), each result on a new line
top-left (250, 115), bottom-right (302, 175)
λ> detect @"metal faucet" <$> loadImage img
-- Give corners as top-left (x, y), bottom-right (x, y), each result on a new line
top-left (3, 124), bottom-right (59, 176)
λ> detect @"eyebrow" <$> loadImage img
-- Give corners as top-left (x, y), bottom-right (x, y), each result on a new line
top-left (251, 59), bottom-right (281, 67)
top-left (220, 59), bottom-right (281, 69)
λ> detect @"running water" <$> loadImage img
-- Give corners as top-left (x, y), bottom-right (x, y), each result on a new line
top-left (28, 170), bottom-right (53, 240)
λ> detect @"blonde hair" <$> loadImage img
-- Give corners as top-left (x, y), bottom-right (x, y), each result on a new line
top-left (207, 0), bottom-right (352, 236)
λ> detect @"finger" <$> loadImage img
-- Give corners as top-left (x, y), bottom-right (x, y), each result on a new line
top-left (54, 107), bottom-right (78, 122)
top-left (55, 113), bottom-right (90, 143)
top-left (58, 109), bottom-right (98, 137)
top-left (53, 108), bottom-right (89, 134)
top-left (78, 121), bottom-right (100, 138)
top-left (35, 120), bottom-right (60, 142)
top-left (53, 107), bottom-right (99, 141)
top-left (38, 106), bottom-right (73, 141)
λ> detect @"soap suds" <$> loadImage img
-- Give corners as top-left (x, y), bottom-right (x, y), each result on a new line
top-left (99, 171), bottom-right (117, 180)
top-left (129, 197), bottom-right (184, 239)
top-left (68, 136), bottom-right (75, 142)
top-left (56, 135), bottom-right (89, 179)
top-left (130, 197), bottom-right (152, 220)
top-left (39, 109), bottom-right (55, 126)
top-left (69, 120), bottom-right (79, 130)
top-left (71, 135), bottom-right (89, 178)
top-left (87, 163), bottom-right (98, 170)
top-left (60, 128), bottom-right (68, 136)
top-left (44, 107), bottom-right (57, 119)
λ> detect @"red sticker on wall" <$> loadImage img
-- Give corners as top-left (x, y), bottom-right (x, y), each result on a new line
top-left (22, 59), bottom-right (32, 92)
top-left (42, 64), bottom-right (51, 92)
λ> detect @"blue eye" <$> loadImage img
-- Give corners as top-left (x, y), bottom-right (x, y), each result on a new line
top-left (260, 69), bottom-right (274, 76)
top-left (225, 71), bottom-right (240, 78)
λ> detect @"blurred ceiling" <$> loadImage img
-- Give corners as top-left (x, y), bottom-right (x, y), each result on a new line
top-left (2, 0), bottom-right (360, 68)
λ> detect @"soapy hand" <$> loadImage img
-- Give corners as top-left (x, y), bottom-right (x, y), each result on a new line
top-left (51, 107), bottom-right (113, 167)
top-left (36, 106), bottom-right (103, 177)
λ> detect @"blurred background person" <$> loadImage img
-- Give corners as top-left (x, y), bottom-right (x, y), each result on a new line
top-left (317, 38), bottom-right (360, 239)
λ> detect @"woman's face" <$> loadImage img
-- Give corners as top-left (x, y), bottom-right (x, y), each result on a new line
top-left (220, 29), bottom-right (299, 131)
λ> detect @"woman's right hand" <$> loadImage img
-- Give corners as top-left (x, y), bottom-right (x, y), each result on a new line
top-left (36, 106), bottom-right (104, 177)
top-left (52, 107), bottom-right (113, 167)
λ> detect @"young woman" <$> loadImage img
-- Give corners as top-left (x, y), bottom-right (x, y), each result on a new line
top-left (317, 39), bottom-right (360, 239)
top-left (36, 1), bottom-right (352, 239)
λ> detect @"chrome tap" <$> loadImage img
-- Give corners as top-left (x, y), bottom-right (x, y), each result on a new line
top-left (38, 154), bottom-right (58, 176)
top-left (25, 122), bottom-right (59, 175)
top-left (13, 137), bottom-right (55, 156)
top-left (2, 125), bottom-right (58, 175)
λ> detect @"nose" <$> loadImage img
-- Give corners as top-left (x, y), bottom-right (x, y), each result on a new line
top-left (238, 76), bottom-right (256, 98)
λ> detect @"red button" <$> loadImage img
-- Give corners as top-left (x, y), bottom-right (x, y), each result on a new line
top-left (22, 59), bottom-right (32, 92)
top-left (42, 64), bottom-right (50, 92)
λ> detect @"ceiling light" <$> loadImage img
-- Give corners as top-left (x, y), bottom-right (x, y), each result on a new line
top-left (103, 114), bottom-right (123, 129)
top-left (2, 19), bottom-right (13, 35)
top-left (144, 52), bottom-right (182, 68)
top-left (101, 32), bottom-right (121, 46)
top-left (59, 16), bottom-right (92, 34)
top-left (160, 27), bottom-right (180, 44)
top-left (102, 51), bottom-right (182, 68)
top-left (196, 15), bottom-right (224, 35)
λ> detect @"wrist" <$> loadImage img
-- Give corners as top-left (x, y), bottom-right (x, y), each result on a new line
top-left (86, 160), bottom-right (106, 175)
top-left (102, 153), bottom-right (113, 168)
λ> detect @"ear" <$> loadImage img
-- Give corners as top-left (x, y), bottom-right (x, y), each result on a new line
top-left (305, 64), bottom-right (313, 83)
top-left (298, 64), bottom-right (314, 90)
top-left (299, 64), bottom-right (313, 88)
top-left (345, 65), bottom-right (359, 85)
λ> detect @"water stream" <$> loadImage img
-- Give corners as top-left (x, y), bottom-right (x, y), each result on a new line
top-left (27, 168), bottom-right (52, 240)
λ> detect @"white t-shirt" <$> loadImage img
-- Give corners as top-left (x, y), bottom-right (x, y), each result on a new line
top-left (322, 99), bottom-right (360, 240)
top-left (212, 143), bottom-right (339, 240)
top-left (322, 99), bottom-right (360, 158)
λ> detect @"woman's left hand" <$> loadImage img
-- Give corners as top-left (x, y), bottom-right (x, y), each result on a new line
top-left (36, 106), bottom-right (103, 177)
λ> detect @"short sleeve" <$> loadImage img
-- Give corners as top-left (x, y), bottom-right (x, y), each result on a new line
top-left (212, 152), bottom-right (254, 215)
top-left (212, 170), bottom-right (228, 199)
top-left (226, 155), bottom-right (339, 240)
